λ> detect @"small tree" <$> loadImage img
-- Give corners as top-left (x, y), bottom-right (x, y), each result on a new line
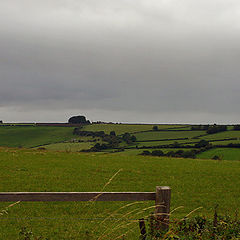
top-left (110, 131), bottom-right (116, 136)
top-left (152, 150), bottom-right (164, 156)
top-left (212, 155), bottom-right (220, 160)
top-left (68, 115), bottom-right (90, 124)
top-left (153, 126), bottom-right (158, 131)
top-left (195, 140), bottom-right (209, 148)
top-left (130, 135), bottom-right (137, 142)
top-left (141, 150), bottom-right (151, 156)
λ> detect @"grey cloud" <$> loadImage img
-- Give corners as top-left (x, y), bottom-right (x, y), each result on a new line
top-left (0, 0), bottom-right (240, 122)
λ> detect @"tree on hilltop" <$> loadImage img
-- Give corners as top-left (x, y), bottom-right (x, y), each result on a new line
top-left (68, 115), bottom-right (90, 124)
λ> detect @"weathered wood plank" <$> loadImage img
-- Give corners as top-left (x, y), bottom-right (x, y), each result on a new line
top-left (0, 192), bottom-right (156, 202)
top-left (155, 186), bottom-right (171, 231)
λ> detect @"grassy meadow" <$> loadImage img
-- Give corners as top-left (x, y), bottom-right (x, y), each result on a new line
top-left (0, 147), bottom-right (240, 239)
top-left (0, 123), bottom-right (240, 239)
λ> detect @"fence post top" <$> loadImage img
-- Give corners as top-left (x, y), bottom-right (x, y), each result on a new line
top-left (156, 186), bottom-right (171, 190)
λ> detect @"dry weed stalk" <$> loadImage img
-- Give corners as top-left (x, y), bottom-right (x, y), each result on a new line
top-left (0, 201), bottom-right (20, 216)
top-left (97, 204), bottom-right (165, 240)
top-left (90, 168), bottom-right (123, 202)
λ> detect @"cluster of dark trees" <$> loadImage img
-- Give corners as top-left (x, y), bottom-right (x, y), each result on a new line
top-left (194, 139), bottom-right (210, 148)
top-left (68, 115), bottom-right (90, 124)
top-left (191, 124), bottom-right (227, 134)
top-left (233, 125), bottom-right (240, 130)
top-left (73, 129), bottom-right (121, 148)
top-left (140, 140), bottom-right (213, 158)
top-left (73, 128), bottom-right (105, 137)
top-left (88, 132), bottom-right (136, 151)
top-left (136, 140), bottom-right (211, 150)
top-left (122, 132), bottom-right (137, 143)
top-left (74, 128), bottom-right (137, 152)
top-left (206, 125), bottom-right (227, 134)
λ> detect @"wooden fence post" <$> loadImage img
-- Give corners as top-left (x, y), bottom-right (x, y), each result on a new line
top-left (155, 186), bottom-right (171, 231)
top-left (139, 218), bottom-right (147, 240)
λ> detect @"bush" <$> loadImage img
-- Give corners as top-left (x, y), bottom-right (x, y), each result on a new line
top-left (141, 150), bottom-right (151, 155)
top-left (195, 140), bottom-right (210, 148)
top-left (144, 214), bottom-right (240, 239)
top-left (212, 155), bottom-right (220, 160)
top-left (233, 124), bottom-right (240, 130)
top-left (151, 150), bottom-right (164, 156)
top-left (110, 131), bottom-right (116, 136)
top-left (122, 132), bottom-right (137, 144)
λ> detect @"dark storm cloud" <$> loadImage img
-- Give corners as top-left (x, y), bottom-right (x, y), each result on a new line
top-left (0, 0), bottom-right (240, 123)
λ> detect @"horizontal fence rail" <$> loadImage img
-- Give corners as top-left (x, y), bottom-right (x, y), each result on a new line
top-left (0, 192), bottom-right (156, 202)
top-left (0, 186), bottom-right (171, 230)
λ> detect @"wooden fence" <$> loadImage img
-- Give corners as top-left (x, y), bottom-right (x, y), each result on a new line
top-left (0, 186), bottom-right (171, 230)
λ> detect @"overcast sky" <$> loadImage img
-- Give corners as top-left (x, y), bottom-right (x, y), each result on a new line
top-left (1, 0), bottom-right (240, 123)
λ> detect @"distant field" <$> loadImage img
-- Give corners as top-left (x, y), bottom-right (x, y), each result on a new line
top-left (134, 130), bottom-right (205, 141)
top-left (82, 124), bottom-right (187, 135)
top-left (0, 123), bottom-right (35, 126)
top-left (197, 148), bottom-right (240, 161)
top-left (1, 124), bottom-right (240, 157)
top-left (43, 142), bottom-right (94, 151)
top-left (210, 139), bottom-right (240, 145)
top-left (0, 148), bottom-right (240, 239)
top-left (198, 130), bottom-right (240, 140)
top-left (0, 126), bottom-right (76, 148)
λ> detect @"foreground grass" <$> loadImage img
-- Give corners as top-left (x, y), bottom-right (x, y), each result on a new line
top-left (0, 147), bottom-right (240, 239)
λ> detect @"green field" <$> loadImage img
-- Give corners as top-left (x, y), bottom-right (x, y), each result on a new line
top-left (0, 148), bottom-right (240, 239)
top-left (210, 139), bottom-right (240, 145)
top-left (0, 126), bottom-right (76, 148)
top-left (198, 130), bottom-right (240, 140)
top-left (134, 130), bottom-right (204, 141)
top-left (82, 124), bottom-right (186, 135)
top-left (197, 148), bottom-right (240, 160)
top-left (1, 124), bottom-right (240, 159)
top-left (43, 142), bottom-right (94, 151)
